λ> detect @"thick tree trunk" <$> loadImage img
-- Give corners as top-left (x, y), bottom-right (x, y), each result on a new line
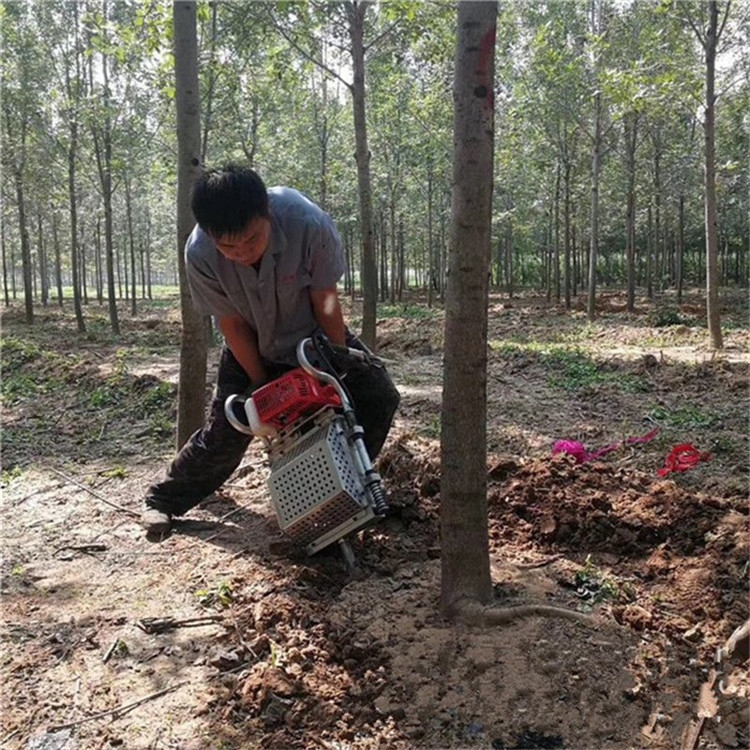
top-left (174, 0), bottom-right (208, 449)
top-left (677, 195), bottom-right (685, 304)
top-left (52, 212), bottom-right (63, 306)
top-left (346, 1), bottom-right (377, 350)
top-left (440, 0), bottom-right (497, 617)
top-left (14, 171), bottom-right (34, 324)
top-left (624, 112), bottom-right (638, 313)
top-left (563, 160), bottom-right (572, 309)
top-left (703, 0), bottom-right (723, 349)
top-left (125, 178), bottom-right (137, 316)
top-left (1, 215), bottom-right (9, 307)
top-left (587, 89), bottom-right (602, 322)
top-left (67, 2), bottom-right (85, 332)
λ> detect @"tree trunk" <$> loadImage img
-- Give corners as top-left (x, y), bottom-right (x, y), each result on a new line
top-left (624, 111), bottom-right (638, 313)
top-left (703, 0), bottom-right (723, 349)
top-left (427, 168), bottom-right (434, 308)
top-left (346, 1), bottom-right (377, 350)
top-left (1, 214), bottom-right (9, 307)
top-left (91, 2), bottom-right (120, 335)
top-left (553, 162), bottom-right (561, 303)
top-left (677, 195), bottom-right (685, 304)
top-left (14, 170), bottom-right (34, 324)
top-left (125, 178), bottom-right (137, 315)
top-left (52, 211), bottom-right (63, 306)
top-left (587, 88), bottom-right (602, 322)
top-left (563, 160), bottom-right (572, 309)
top-left (440, 0), bottom-right (497, 617)
top-left (37, 211), bottom-right (48, 307)
top-left (174, 0), bottom-right (208, 449)
top-left (66, 1), bottom-right (85, 332)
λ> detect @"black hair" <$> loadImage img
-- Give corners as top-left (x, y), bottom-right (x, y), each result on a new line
top-left (190, 164), bottom-right (269, 237)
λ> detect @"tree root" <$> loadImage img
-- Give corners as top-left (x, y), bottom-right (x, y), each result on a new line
top-left (453, 598), bottom-right (600, 627)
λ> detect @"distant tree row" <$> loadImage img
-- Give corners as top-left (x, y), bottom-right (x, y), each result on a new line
top-left (2, 1), bottom-right (747, 335)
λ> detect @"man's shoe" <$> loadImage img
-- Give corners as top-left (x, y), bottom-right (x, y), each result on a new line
top-left (140, 508), bottom-right (172, 536)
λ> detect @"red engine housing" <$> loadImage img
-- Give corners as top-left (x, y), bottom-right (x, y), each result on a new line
top-left (251, 368), bottom-right (341, 431)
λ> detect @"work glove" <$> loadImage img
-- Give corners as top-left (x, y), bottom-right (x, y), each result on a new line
top-left (312, 332), bottom-right (371, 377)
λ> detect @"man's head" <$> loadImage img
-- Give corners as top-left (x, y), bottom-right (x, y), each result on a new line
top-left (191, 164), bottom-right (271, 266)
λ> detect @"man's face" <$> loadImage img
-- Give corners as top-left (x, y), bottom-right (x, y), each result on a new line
top-left (212, 216), bottom-right (271, 267)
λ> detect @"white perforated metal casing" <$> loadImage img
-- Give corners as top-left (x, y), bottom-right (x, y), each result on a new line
top-left (268, 417), bottom-right (368, 547)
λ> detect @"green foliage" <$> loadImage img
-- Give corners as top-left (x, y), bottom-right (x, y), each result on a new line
top-left (1, 467), bottom-right (24, 486)
top-left (648, 308), bottom-right (694, 327)
top-left (491, 342), bottom-right (648, 393)
top-left (543, 348), bottom-right (608, 390)
top-left (647, 404), bottom-right (717, 429)
top-left (575, 556), bottom-right (622, 608)
top-left (1, 335), bottom-right (176, 439)
top-left (1, 337), bottom-right (71, 405)
top-left (100, 466), bottom-right (129, 480)
top-left (378, 303), bottom-right (441, 321)
top-left (196, 580), bottom-right (234, 610)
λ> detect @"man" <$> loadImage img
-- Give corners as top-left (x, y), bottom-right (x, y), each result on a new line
top-left (141, 164), bottom-right (399, 536)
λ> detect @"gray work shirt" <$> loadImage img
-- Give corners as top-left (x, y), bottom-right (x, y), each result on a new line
top-left (186, 187), bottom-right (346, 366)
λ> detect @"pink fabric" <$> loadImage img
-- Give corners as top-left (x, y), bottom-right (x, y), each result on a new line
top-left (553, 428), bottom-right (660, 464)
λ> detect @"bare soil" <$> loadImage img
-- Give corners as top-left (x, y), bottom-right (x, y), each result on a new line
top-left (1, 291), bottom-right (748, 750)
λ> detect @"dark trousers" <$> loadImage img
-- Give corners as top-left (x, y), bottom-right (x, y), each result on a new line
top-left (145, 334), bottom-right (400, 516)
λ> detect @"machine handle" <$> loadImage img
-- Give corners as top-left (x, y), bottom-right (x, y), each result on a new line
top-left (224, 394), bottom-right (255, 435)
top-left (295, 337), bottom-right (355, 411)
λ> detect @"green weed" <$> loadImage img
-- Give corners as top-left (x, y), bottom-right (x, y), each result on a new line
top-left (101, 466), bottom-right (128, 480)
top-left (196, 580), bottom-right (234, 609)
top-left (543, 348), bottom-right (607, 390)
top-left (648, 404), bottom-right (717, 429)
top-left (420, 414), bottom-right (441, 440)
top-left (2, 466), bottom-right (24, 485)
top-left (379, 303), bottom-right (441, 321)
top-left (649, 307), bottom-right (694, 327)
top-left (575, 556), bottom-right (620, 608)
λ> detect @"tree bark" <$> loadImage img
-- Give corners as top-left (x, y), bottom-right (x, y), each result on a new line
top-left (346, 1), bottom-right (377, 350)
top-left (703, 0), bottom-right (724, 348)
top-left (440, 0), bottom-right (497, 617)
top-left (624, 111), bottom-right (638, 313)
top-left (174, 0), bottom-right (208, 449)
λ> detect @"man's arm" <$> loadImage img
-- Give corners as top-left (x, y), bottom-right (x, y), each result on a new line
top-left (310, 286), bottom-right (346, 347)
top-left (217, 314), bottom-right (268, 387)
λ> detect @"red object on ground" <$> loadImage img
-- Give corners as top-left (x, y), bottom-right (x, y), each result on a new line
top-left (251, 368), bottom-right (341, 430)
top-left (552, 427), bottom-right (660, 465)
top-left (657, 443), bottom-right (711, 476)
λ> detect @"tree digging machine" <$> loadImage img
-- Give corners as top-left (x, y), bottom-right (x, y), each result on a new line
top-left (224, 336), bottom-right (388, 569)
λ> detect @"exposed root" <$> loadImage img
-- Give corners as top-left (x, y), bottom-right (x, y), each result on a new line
top-left (453, 598), bottom-right (600, 627)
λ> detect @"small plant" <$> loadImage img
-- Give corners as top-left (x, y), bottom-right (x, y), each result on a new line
top-left (378, 303), bottom-right (440, 321)
top-left (649, 307), bottom-right (691, 328)
top-left (196, 580), bottom-right (234, 609)
top-left (575, 555), bottom-right (620, 608)
top-left (648, 404), bottom-right (716, 429)
top-left (1, 466), bottom-right (24, 485)
top-left (544, 348), bottom-right (606, 391)
top-left (269, 640), bottom-right (283, 667)
top-left (101, 466), bottom-right (128, 480)
top-left (420, 414), bottom-right (441, 440)
top-left (149, 414), bottom-right (174, 437)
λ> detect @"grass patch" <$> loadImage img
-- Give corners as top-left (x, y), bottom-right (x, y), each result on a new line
top-left (647, 403), bottom-right (718, 429)
top-left (490, 342), bottom-right (645, 392)
top-left (379, 303), bottom-right (442, 321)
top-left (575, 556), bottom-right (626, 608)
top-left (648, 307), bottom-right (696, 327)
